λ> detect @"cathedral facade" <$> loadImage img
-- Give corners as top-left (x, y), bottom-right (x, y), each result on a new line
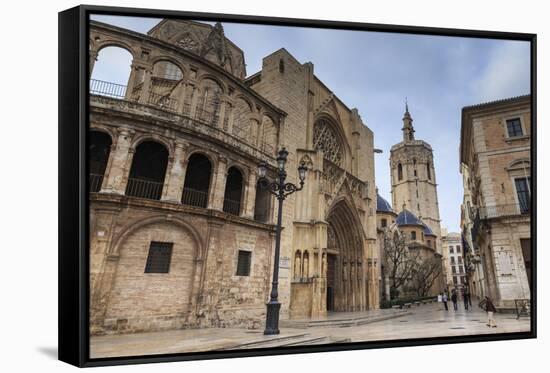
top-left (88, 19), bottom-right (378, 335)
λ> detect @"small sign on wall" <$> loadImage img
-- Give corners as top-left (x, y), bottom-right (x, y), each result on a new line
top-left (497, 251), bottom-right (514, 276)
top-left (279, 256), bottom-right (290, 269)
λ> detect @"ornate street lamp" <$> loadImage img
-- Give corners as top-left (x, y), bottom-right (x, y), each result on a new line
top-left (258, 147), bottom-right (307, 335)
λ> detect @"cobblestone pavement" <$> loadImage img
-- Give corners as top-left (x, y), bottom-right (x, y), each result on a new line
top-left (90, 301), bottom-right (530, 358)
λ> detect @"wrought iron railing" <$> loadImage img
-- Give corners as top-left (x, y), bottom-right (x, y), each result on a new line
top-left (479, 203), bottom-right (530, 219)
top-left (223, 198), bottom-right (241, 216)
top-left (181, 187), bottom-right (208, 208)
top-left (89, 173), bottom-right (104, 193)
top-left (125, 178), bottom-right (164, 200)
top-left (90, 79), bottom-right (127, 99)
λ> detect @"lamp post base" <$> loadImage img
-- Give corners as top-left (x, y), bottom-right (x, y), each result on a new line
top-left (263, 300), bottom-right (281, 335)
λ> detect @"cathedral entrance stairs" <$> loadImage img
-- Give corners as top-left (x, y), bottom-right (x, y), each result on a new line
top-left (280, 309), bottom-right (411, 329)
top-left (222, 333), bottom-right (351, 350)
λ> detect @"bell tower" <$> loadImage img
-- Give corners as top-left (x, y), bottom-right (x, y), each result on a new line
top-left (390, 102), bottom-right (442, 252)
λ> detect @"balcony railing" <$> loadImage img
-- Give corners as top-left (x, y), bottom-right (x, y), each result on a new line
top-left (223, 198), bottom-right (241, 216)
top-left (90, 79), bottom-right (127, 99)
top-left (479, 203), bottom-right (530, 219)
top-left (89, 173), bottom-right (104, 193)
top-left (181, 187), bottom-right (208, 208)
top-left (125, 178), bottom-right (164, 200)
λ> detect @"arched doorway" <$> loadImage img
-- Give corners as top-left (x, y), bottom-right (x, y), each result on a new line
top-left (325, 199), bottom-right (366, 312)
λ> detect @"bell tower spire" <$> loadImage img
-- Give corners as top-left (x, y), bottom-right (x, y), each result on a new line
top-left (402, 98), bottom-right (415, 141)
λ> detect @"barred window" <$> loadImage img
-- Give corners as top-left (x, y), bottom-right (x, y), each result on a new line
top-left (506, 118), bottom-right (523, 137)
top-left (236, 250), bottom-right (252, 276)
top-left (144, 242), bottom-right (173, 273)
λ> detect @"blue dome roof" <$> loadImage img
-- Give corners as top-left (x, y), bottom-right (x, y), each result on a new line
top-left (422, 222), bottom-right (436, 236)
top-left (376, 193), bottom-right (394, 213)
top-left (396, 209), bottom-right (423, 226)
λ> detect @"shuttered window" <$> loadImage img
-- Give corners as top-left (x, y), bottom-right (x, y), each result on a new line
top-left (236, 250), bottom-right (252, 276)
top-left (144, 242), bottom-right (173, 273)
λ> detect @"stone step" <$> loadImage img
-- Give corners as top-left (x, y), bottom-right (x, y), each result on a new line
top-left (281, 310), bottom-right (411, 329)
top-left (221, 333), bottom-right (310, 350)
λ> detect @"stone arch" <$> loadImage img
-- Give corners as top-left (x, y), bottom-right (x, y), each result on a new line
top-left (195, 77), bottom-right (224, 125)
top-left (110, 215), bottom-right (204, 259)
top-left (105, 216), bottom-right (205, 330)
top-left (126, 140), bottom-right (170, 200)
top-left (261, 115), bottom-right (278, 156)
top-left (89, 124), bottom-right (116, 145)
top-left (507, 158), bottom-right (530, 171)
top-left (130, 134), bottom-right (174, 158)
top-left (197, 74), bottom-right (227, 94)
top-left (95, 40), bottom-right (138, 59)
top-left (182, 152), bottom-right (214, 208)
top-left (150, 56), bottom-right (187, 78)
top-left (233, 97), bottom-right (253, 140)
top-left (325, 197), bottom-right (366, 312)
top-left (91, 45), bottom-right (135, 92)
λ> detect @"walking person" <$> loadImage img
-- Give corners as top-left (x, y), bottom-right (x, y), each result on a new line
top-left (451, 289), bottom-right (458, 311)
top-left (482, 296), bottom-right (497, 327)
top-left (442, 291), bottom-right (449, 311)
top-left (463, 287), bottom-right (470, 310)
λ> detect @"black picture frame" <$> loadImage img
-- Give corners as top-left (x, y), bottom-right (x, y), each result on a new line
top-left (59, 4), bottom-right (537, 367)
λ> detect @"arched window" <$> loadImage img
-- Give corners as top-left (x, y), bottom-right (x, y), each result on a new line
top-left (182, 154), bottom-right (212, 208)
top-left (126, 141), bottom-right (168, 200)
top-left (397, 163), bottom-right (403, 181)
top-left (154, 61), bottom-right (183, 81)
top-left (89, 131), bottom-right (112, 192)
top-left (427, 162), bottom-right (432, 180)
top-left (313, 119), bottom-right (343, 166)
top-left (254, 186), bottom-right (271, 223)
top-left (223, 167), bottom-right (244, 215)
top-left (411, 231), bottom-right (417, 241)
top-left (90, 46), bottom-right (133, 99)
top-left (302, 251), bottom-right (310, 278)
top-left (294, 250), bottom-right (302, 279)
top-left (196, 78), bottom-right (223, 125)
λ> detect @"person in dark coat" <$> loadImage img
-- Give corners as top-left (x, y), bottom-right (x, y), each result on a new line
top-left (451, 289), bottom-right (458, 310)
top-left (463, 287), bottom-right (470, 310)
top-left (483, 296), bottom-right (497, 327)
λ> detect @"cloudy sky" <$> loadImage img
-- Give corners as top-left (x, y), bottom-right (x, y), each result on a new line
top-left (91, 15), bottom-right (531, 232)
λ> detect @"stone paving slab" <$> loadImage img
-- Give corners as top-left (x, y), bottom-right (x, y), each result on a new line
top-left (90, 302), bottom-right (530, 358)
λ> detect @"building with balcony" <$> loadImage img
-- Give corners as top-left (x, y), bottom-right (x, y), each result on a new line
top-left (460, 95), bottom-right (532, 308)
top-left (88, 19), bottom-right (378, 335)
top-left (440, 230), bottom-right (466, 290)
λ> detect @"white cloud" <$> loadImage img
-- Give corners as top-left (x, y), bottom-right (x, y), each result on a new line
top-left (473, 41), bottom-right (530, 102)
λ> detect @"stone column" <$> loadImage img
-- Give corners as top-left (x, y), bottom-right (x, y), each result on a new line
top-left (243, 169), bottom-right (258, 218)
top-left (209, 156), bottom-right (228, 210)
top-left (217, 99), bottom-right (227, 129)
top-left (138, 67), bottom-right (152, 104)
top-left (101, 129), bottom-right (134, 195)
top-left (189, 86), bottom-right (199, 118)
top-left (89, 50), bottom-right (98, 78)
top-left (125, 63), bottom-right (139, 100)
top-left (161, 142), bottom-right (187, 203)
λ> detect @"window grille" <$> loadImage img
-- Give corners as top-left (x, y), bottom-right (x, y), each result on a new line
top-left (144, 242), bottom-right (173, 273)
top-left (236, 250), bottom-right (252, 276)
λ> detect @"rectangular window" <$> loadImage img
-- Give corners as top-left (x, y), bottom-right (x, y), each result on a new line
top-left (236, 250), bottom-right (252, 276)
top-left (459, 266), bottom-right (464, 274)
top-left (456, 245), bottom-right (461, 253)
top-left (450, 257), bottom-right (455, 264)
top-left (452, 266), bottom-right (456, 274)
top-left (411, 231), bottom-right (417, 240)
top-left (381, 218), bottom-right (387, 228)
top-left (449, 246), bottom-right (454, 254)
top-left (453, 276), bottom-right (458, 285)
top-left (458, 256), bottom-right (463, 264)
top-left (144, 242), bottom-right (173, 273)
top-left (506, 118), bottom-right (523, 137)
top-left (521, 238), bottom-right (532, 289)
top-left (515, 177), bottom-right (531, 214)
